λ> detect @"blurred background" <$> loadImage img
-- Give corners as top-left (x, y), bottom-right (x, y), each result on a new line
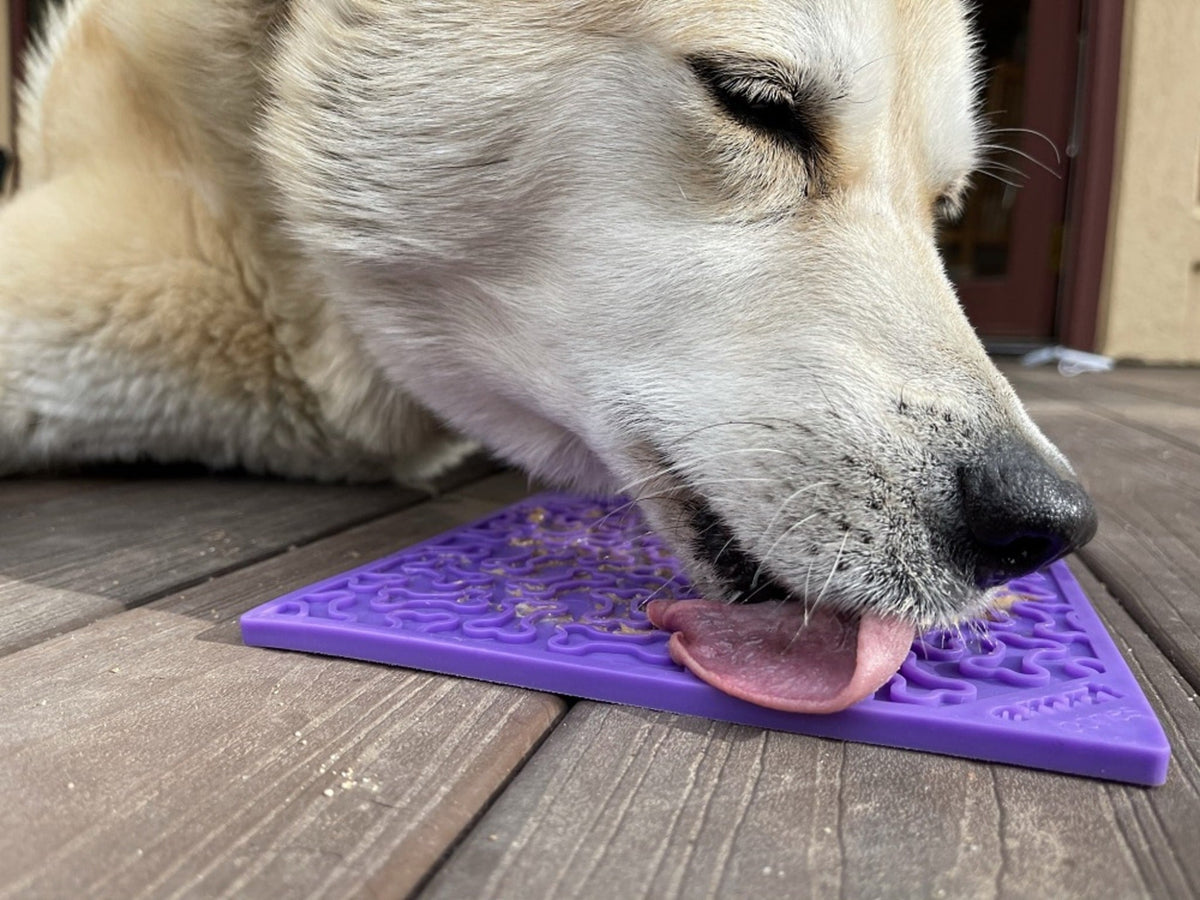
top-left (3, 0), bottom-right (1198, 362)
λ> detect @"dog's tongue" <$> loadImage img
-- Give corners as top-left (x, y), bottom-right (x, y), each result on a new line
top-left (646, 599), bottom-right (915, 714)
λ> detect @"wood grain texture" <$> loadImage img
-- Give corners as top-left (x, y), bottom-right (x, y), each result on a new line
top-left (1004, 364), bottom-right (1200, 453)
top-left (422, 556), bottom-right (1200, 900)
top-left (1003, 398), bottom-right (1200, 693)
top-left (1060, 560), bottom-right (1200, 898)
top-left (0, 474), bottom-right (119, 512)
top-left (0, 473), bottom-right (564, 900)
top-left (1067, 367), bottom-right (1200, 407)
top-left (0, 475), bottom-right (426, 655)
top-left (1004, 365), bottom-right (1200, 686)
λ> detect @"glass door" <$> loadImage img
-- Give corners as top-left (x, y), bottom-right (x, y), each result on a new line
top-left (938, 0), bottom-right (1082, 343)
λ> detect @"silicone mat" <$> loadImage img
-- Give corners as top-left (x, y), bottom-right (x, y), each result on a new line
top-left (240, 493), bottom-right (1171, 785)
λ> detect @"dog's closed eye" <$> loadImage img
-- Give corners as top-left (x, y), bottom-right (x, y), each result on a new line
top-left (934, 191), bottom-right (964, 223)
top-left (934, 177), bottom-right (972, 223)
top-left (686, 54), bottom-right (826, 160)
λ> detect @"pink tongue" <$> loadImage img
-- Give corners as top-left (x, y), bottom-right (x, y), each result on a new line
top-left (647, 599), bottom-right (915, 714)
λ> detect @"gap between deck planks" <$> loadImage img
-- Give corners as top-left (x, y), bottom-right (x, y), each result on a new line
top-left (0, 455), bottom-right (500, 657)
top-left (0, 472), bottom-right (567, 900)
top-left (419, 558), bottom-right (1200, 900)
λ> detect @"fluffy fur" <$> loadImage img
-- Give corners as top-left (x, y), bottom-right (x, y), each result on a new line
top-left (1, 0), bottom-right (1079, 628)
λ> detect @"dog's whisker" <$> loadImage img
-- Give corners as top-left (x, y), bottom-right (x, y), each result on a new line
top-left (977, 158), bottom-right (1029, 179)
top-left (640, 573), bottom-right (682, 606)
top-left (594, 487), bottom-right (742, 538)
top-left (813, 530), bottom-right (851, 608)
top-left (657, 418), bottom-right (816, 462)
top-left (784, 597), bottom-right (818, 652)
top-left (645, 479), bottom-right (775, 510)
top-left (754, 481), bottom-right (832, 557)
top-left (977, 142), bottom-right (1062, 180)
top-left (749, 512), bottom-right (819, 589)
top-left (851, 50), bottom-right (900, 76)
top-left (974, 169), bottom-right (1024, 190)
top-left (614, 445), bottom-right (799, 497)
top-left (711, 532), bottom-right (741, 571)
top-left (668, 475), bottom-right (776, 489)
top-left (658, 418), bottom-right (782, 446)
top-left (590, 486), bottom-right (712, 534)
top-left (985, 125), bottom-right (1063, 165)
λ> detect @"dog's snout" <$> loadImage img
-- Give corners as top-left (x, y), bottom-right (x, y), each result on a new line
top-left (959, 440), bottom-right (1098, 588)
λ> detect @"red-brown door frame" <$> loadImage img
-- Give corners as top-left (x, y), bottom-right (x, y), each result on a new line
top-left (8, 0), bottom-right (25, 84)
top-left (1057, 0), bottom-right (1125, 352)
top-left (5, 0), bottom-right (27, 190)
top-left (10, 2), bottom-right (24, 71)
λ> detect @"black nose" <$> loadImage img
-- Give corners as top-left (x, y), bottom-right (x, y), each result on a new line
top-left (959, 439), bottom-right (1098, 587)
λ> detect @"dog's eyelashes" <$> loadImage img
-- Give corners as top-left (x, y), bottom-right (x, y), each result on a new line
top-left (933, 174), bottom-right (974, 223)
top-left (933, 192), bottom-right (964, 223)
top-left (687, 56), bottom-right (824, 158)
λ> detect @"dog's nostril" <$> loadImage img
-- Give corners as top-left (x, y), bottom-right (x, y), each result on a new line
top-left (972, 535), bottom-right (1060, 588)
top-left (959, 439), bottom-right (1098, 588)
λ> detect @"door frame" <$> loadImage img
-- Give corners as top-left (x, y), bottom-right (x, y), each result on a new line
top-left (1, 0), bottom-right (13, 195)
top-left (3, 0), bottom-right (24, 194)
top-left (7, 0), bottom-right (23, 81)
top-left (1057, 0), bottom-right (1125, 352)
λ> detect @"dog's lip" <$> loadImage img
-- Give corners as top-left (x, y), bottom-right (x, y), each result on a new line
top-left (646, 598), bottom-right (915, 713)
top-left (638, 479), bottom-right (916, 711)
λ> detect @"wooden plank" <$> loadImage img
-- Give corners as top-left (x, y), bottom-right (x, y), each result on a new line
top-left (1004, 364), bottom-right (1200, 685)
top-left (1005, 365), bottom-right (1200, 453)
top-left (0, 473), bottom-right (428, 655)
top-left (0, 472), bottom-right (565, 900)
top-left (1081, 368), bottom-right (1200, 408)
top-left (0, 450), bottom-right (505, 655)
top-left (1002, 401), bottom-right (1200, 692)
top-left (0, 450), bottom-right (495, 515)
top-left (0, 474), bottom-right (121, 514)
top-left (999, 361), bottom-right (1200, 407)
top-left (421, 558), bottom-right (1200, 900)
top-left (1061, 561), bottom-right (1200, 899)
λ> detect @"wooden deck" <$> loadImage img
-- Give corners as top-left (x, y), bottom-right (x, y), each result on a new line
top-left (1, 365), bottom-right (1198, 899)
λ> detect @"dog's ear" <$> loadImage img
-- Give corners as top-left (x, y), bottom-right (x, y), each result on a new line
top-left (0, 148), bottom-right (10, 191)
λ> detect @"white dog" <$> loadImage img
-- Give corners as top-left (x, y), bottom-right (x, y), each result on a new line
top-left (0, 0), bottom-right (1095, 711)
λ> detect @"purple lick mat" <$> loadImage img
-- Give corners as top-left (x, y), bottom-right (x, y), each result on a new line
top-left (240, 493), bottom-right (1171, 786)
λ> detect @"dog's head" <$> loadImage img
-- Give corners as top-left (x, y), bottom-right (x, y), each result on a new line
top-left (263, 0), bottom-right (1096, 709)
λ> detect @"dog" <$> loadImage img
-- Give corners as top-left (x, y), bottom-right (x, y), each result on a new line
top-left (0, 0), bottom-right (1096, 711)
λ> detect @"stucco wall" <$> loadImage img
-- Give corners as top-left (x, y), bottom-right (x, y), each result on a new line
top-left (1098, 0), bottom-right (1200, 363)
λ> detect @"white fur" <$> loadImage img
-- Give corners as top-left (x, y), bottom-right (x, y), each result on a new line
top-left (0, 0), bottom-right (1075, 626)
